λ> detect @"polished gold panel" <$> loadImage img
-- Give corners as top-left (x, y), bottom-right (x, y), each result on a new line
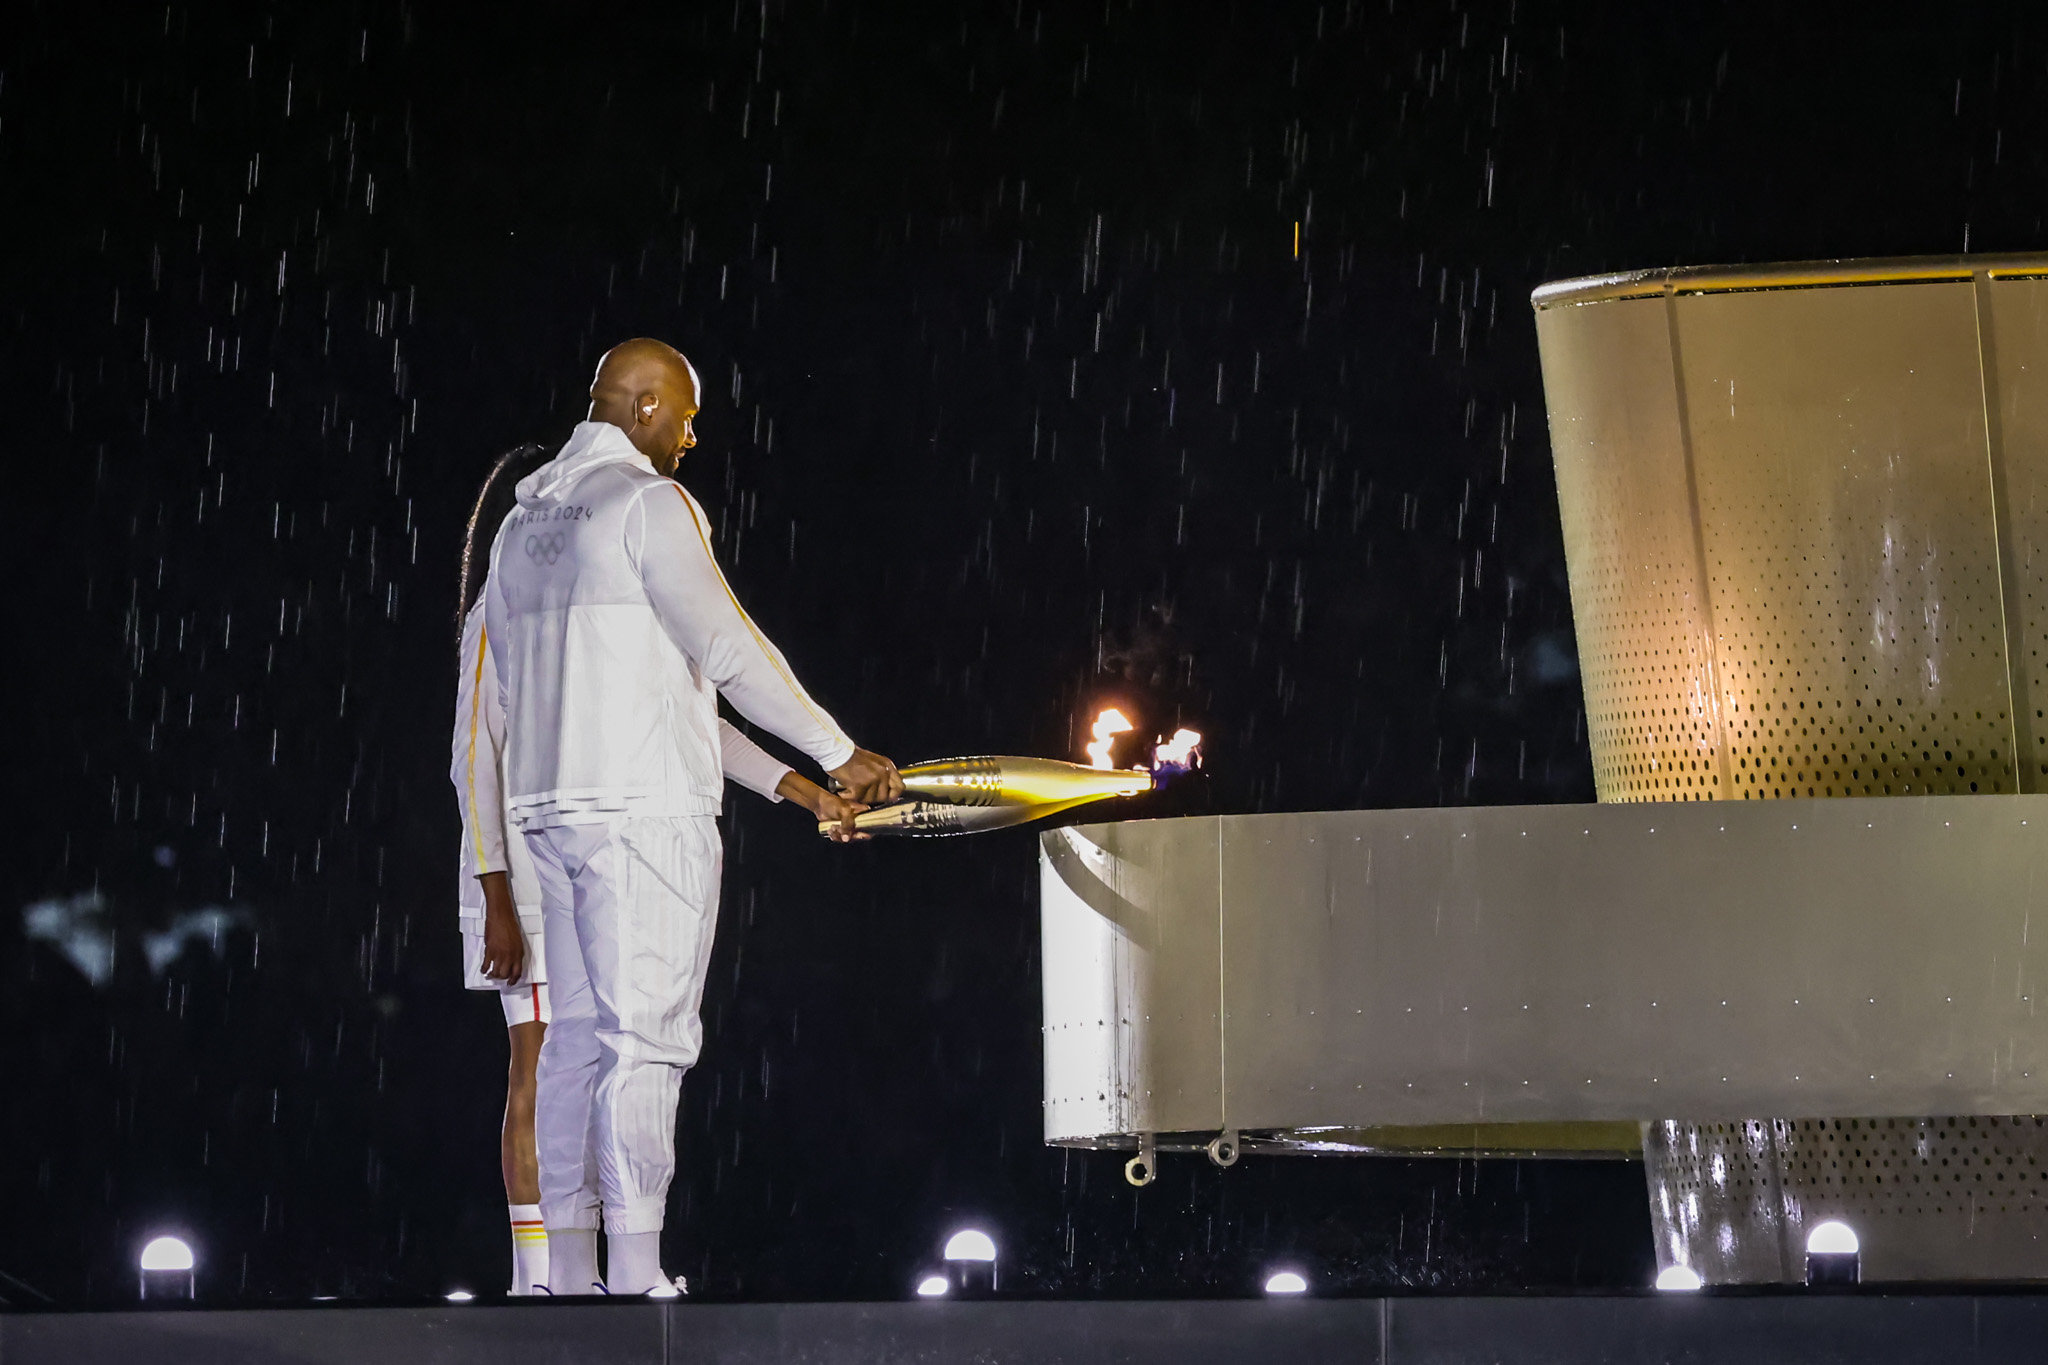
top-left (1537, 299), bottom-right (1724, 801)
top-left (1683, 283), bottom-right (2012, 798)
top-left (1534, 255), bottom-right (2048, 801)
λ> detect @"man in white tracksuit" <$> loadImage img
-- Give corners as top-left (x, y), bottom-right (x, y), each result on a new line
top-left (457, 528), bottom-right (854, 1294)
top-left (485, 337), bottom-right (901, 1295)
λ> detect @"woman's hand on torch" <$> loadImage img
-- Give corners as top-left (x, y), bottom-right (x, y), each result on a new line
top-left (827, 748), bottom-right (904, 805)
top-left (778, 771), bottom-right (872, 842)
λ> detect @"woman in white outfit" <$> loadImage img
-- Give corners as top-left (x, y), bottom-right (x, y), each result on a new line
top-left (455, 442), bottom-right (865, 1295)
top-left (455, 444), bottom-right (555, 1295)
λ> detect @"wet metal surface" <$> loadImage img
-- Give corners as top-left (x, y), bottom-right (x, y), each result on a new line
top-left (1646, 1115), bottom-right (2048, 1284)
top-left (1043, 798), bottom-right (2048, 1150)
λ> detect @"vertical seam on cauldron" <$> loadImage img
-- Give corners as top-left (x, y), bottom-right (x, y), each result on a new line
top-left (1662, 284), bottom-right (1735, 802)
top-left (1970, 271), bottom-right (2033, 793)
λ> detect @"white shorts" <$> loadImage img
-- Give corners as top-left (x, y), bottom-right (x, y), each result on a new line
top-left (462, 919), bottom-right (551, 1026)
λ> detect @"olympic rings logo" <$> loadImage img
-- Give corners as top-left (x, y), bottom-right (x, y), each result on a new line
top-left (525, 532), bottom-right (567, 565)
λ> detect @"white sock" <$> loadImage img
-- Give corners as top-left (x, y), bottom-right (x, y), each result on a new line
top-left (546, 1228), bottom-right (599, 1295)
top-left (605, 1231), bottom-right (663, 1295)
top-left (509, 1204), bottom-right (548, 1296)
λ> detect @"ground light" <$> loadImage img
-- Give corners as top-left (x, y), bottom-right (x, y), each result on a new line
top-left (943, 1230), bottom-right (997, 1261)
top-left (916, 1275), bottom-right (950, 1298)
top-left (1805, 1221), bottom-right (1861, 1286)
top-left (138, 1235), bottom-right (195, 1301)
top-left (943, 1228), bottom-right (998, 1294)
top-left (1655, 1266), bottom-right (1704, 1292)
top-left (1264, 1271), bottom-right (1309, 1295)
top-left (444, 1290), bottom-right (474, 1303)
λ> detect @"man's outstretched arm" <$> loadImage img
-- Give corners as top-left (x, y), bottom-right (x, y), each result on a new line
top-left (631, 483), bottom-right (902, 803)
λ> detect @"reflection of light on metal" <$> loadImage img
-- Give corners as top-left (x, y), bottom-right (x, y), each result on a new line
top-left (900, 757), bottom-right (1152, 807)
top-left (1264, 1270), bottom-right (1308, 1295)
top-left (1084, 708), bottom-right (1134, 769)
top-left (444, 1290), bottom-right (474, 1303)
top-left (826, 758), bottom-right (1152, 838)
top-left (835, 800), bottom-right (1048, 837)
top-left (830, 708), bottom-right (1200, 839)
top-left (1807, 1221), bottom-right (1858, 1255)
top-left (943, 1230), bottom-right (996, 1262)
top-left (1655, 1265), bottom-right (1703, 1291)
top-left (916, 1275), bottom-right (949, 1297)
top-left (140, 1237), bottom-right (194, 1272)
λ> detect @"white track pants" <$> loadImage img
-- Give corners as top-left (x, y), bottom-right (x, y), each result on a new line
top-left (526, 816), bottom-right (722, 1236)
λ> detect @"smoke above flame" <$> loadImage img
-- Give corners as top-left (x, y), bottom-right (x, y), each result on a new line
top-left (1084, 708), bottom-right (1135, 769)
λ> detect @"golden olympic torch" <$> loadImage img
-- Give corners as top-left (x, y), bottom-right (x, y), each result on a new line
top-left (819, 710), bottom-right (1202, 838)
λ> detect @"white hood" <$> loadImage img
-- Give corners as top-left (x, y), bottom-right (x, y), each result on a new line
top-left (516, 420), bottom-right (651, 506)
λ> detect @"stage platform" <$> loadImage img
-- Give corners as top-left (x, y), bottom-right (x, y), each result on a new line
top-left (8, 1292), bottom-right (2048, 1364)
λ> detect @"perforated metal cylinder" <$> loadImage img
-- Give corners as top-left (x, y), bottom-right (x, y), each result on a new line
top-left (1644, 1117), bottom-right (2048, 1282)
top-left (1536, 256), bottom-right (2048, 1282)
top-left (1534, 256), bottom-right (2048, 803)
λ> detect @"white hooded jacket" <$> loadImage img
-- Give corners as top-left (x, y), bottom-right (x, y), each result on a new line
top-left (483, 421), bottom-right (853, 827)
top-left (452, 594), bottom-right (798, 917)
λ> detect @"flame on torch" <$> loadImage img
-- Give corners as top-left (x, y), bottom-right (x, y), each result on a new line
top-left (1084, 708), bottom-right (1135, 769)
top-left (1153, 728), bottom-right (1203, 771)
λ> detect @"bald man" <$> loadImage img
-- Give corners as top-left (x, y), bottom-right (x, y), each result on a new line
top-left (485, 338), bottom-right (902, 1295)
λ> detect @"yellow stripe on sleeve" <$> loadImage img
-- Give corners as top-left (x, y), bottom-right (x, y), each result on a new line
top-left (465, 623), bottom-right (495, 873)
top-left (672, 486), bottom-right (846, 746)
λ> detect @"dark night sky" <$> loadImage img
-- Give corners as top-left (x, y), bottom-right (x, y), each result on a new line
top-left (5, 0), bottom-right (2044, 1307)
